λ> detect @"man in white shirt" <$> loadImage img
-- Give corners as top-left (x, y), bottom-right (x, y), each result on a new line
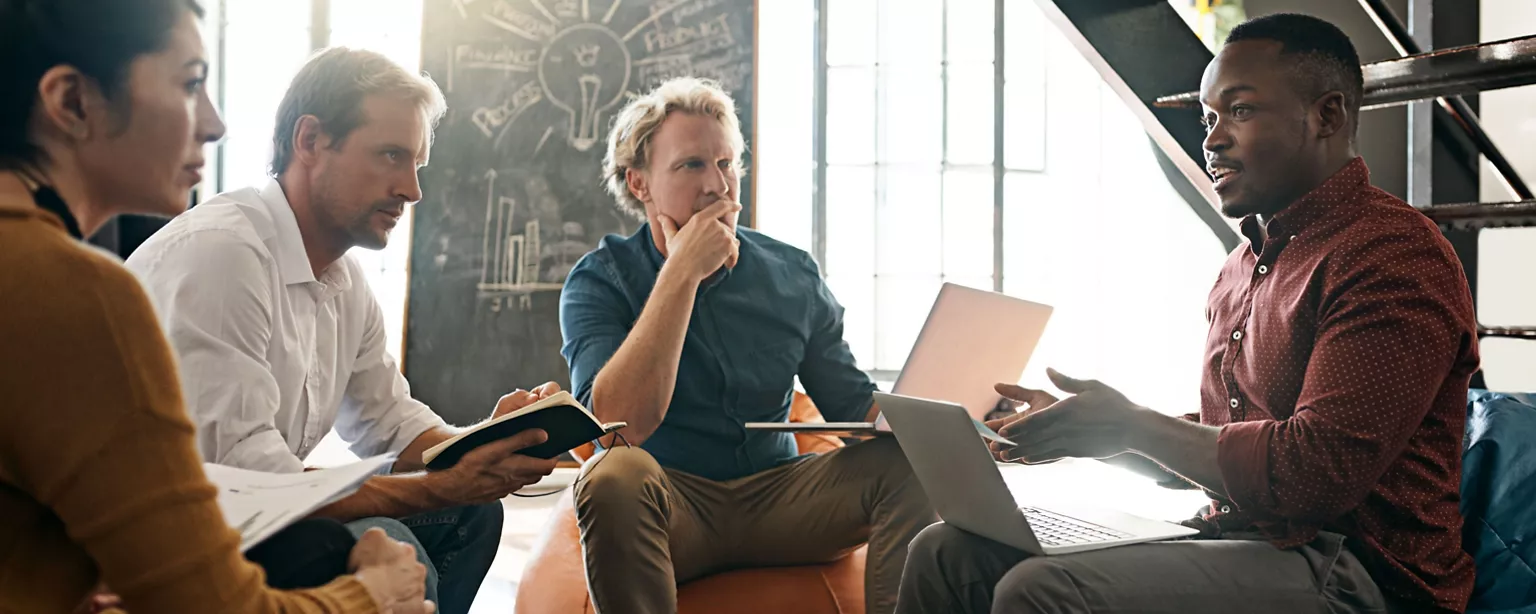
top-left (126, 47), bottom-right (557, 614)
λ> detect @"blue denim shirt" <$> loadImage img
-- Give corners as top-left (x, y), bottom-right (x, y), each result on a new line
top-left (559, 225), bottom-right (876, 481)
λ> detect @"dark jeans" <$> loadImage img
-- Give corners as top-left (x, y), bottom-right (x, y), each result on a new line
top-left (244, 517), bottom-right (357, 589)
top-left (346, 502), bottom-right (505, 614)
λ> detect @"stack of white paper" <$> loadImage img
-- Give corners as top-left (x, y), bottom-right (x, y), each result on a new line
top-left (204, 454), bottom-right (396, 551)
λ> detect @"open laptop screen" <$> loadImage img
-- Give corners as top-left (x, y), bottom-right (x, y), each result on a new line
top-left (888, 283), bottom-right (1054, 420)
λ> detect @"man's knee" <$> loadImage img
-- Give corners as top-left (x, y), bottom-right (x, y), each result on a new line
top-left (856, 436), bottom-right (918, 482)
top-left (905, 522), bottom-right (978, 570)
top-left (455, 500), bottom-right (505, 542)
top-left (573, 446), bottom-right (667, 518)
top-left (245, 517), bottom-right (357, 590)
top-left (992, 558), bottom-right (1077, 614)
top-left (858, 437), bottom-right (930, 508)
top-left (347, 515), bottom-right (420, 547)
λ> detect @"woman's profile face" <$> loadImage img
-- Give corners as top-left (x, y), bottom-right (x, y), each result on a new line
top-left (75, 10), bottom-right (224, 218)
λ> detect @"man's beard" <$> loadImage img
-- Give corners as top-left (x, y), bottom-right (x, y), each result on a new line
top-left (314, 177), bottom-right (391, 251)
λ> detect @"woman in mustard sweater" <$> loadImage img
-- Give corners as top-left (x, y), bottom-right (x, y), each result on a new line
top-left (0, 0), bottom-right (433, 612)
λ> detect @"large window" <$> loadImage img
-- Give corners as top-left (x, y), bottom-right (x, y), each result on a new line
top-left (757, 1), bottom-right (1230, 418)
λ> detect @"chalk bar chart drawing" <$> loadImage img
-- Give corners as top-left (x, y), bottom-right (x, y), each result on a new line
top-left (407, 0), bottom-right (755, 425)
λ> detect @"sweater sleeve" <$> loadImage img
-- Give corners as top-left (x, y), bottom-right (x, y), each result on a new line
top-left (0, 248), bottom-right (378, 614)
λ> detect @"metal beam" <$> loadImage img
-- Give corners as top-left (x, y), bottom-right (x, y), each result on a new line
top-left (1420, 200), bottom-right (1536, 230)
top-left (1356, 0), bottom-right (1533, 201)
top-left (1360, 35), bottom-right (1536, 111)
top-left (1030, 0), bottom-right (1240, 251)
top-left (1481, 327), bottom-right (1536, 340)
top-left (1155, 34), bottom-right (1536, 113)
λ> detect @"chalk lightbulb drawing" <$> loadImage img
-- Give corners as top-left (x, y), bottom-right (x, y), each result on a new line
top-left (460, 1), bottom-right (745, 152)
top-left (539, 24), bottom-right (630, 151)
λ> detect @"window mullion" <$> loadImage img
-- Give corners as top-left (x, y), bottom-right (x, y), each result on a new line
top-left (992, 0), bottom-right (1005, 292)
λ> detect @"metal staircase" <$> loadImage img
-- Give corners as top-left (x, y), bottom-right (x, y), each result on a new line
top-left (1032, 0), bottom-right (1536, 371)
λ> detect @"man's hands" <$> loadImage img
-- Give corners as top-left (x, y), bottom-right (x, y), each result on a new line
top-left (419, 381), bottom-right (562, 505)
top-left (492, 381), bottom-right (563, 419)
top-left (986, 368), bottom-right (1151, 465)
top-left (432, 428), bottom-right (560, 505)
top-left (350, 528), bottom-right (435, 613)
top-left (657, 200), bottom-right (741, 282)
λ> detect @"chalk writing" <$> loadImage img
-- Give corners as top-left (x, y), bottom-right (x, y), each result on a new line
top-left (456, 44), bottom-right (540, 70)
top-left (642, 13), bottom-right (732, 54)
top-left (670, 0), bottom-right (727, 25)
top-left (485, 0), bottom-right (559, 40)
top-left (471, 80), bottom-right (545, 138)
top-left (690, 53), bottom-right (751, 91)
top-left (635, 54), bottom-right (694, 86)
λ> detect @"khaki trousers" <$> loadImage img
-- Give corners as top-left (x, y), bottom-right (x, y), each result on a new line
top-left (895, 522), bottom-right (1401, 614)
top-left (573, 437), bottom-right (935, 614)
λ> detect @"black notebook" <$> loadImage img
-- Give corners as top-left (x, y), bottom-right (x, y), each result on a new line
top-left (422, 391), bottom-right (626, 471)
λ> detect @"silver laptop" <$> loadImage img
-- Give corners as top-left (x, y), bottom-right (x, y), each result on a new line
top-left (877, 391), bottom-right (1198, 555)
top-left (747, 282), bottom-right (1054, 435)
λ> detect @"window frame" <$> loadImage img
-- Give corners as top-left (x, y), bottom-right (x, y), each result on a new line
top-left (811, 0), bottom-right (1049, 371)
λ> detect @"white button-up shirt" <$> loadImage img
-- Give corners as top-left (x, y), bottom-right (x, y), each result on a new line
top-left (127, 179), bottom-right (445, 473)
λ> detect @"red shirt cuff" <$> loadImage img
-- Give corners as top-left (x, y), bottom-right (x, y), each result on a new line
top-left (1217, 420), bottom-right (1277, 513)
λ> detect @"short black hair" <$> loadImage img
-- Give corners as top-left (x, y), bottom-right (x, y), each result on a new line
top-left (0, 0), bottom-right (205, 171)
top-left (1226, 13), bottom-right (1364, 126)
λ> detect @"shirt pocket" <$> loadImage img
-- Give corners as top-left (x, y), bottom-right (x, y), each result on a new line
top-left (733, 338), bottom-right (806, 416)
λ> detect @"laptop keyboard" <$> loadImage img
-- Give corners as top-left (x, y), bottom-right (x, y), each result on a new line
top-left (1021, 507), bottom-right (1133, 546)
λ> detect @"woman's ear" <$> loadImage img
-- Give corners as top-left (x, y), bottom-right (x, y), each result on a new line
top-left (35, 65), bottom-right (99, 142)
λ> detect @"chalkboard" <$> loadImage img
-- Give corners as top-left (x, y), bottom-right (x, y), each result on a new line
top-left (407, 0), bottom-right (756, 425)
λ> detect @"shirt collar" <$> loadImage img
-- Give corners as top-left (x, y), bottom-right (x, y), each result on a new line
top-left (257, 178), bottom-right (351, 294)
top-left (1240, 157), bottom-right (1370, 256)
top-left (638, 222), bottom-right (736, 289)
top-left (641, 223), bottom-right (666, 271)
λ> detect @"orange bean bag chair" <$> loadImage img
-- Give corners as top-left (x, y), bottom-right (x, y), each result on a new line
top-left (513, 392), bottom-right (868, 614)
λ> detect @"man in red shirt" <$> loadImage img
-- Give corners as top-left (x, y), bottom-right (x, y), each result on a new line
top-left (894, 13), bottom-right (1478, 614)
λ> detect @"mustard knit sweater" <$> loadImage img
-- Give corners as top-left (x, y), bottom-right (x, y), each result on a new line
top-left (0, 194), bottom-right (378, 613)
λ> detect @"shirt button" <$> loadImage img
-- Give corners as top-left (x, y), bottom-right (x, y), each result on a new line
top-left (1229, 398), bottom-right (1240, 409)
top-left (1257, 265), bottom-right (1269, 274)
top-left (1231, 330), bottom-right (1243, 341)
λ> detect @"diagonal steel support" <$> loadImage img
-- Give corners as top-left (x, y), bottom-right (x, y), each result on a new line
top-left (1031, 0), bottom-right (1240, 252)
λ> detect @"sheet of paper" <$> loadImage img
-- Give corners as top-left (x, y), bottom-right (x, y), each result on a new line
top-left (972, 417), bottom-right (1017, 447)
top-left (205, 454), bottom-right (395, 552)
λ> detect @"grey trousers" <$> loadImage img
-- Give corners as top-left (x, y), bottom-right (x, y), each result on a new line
top-left (895, 522), bottom-right (1396, 614)
top-left (573, 437), bottom-right (936, 614)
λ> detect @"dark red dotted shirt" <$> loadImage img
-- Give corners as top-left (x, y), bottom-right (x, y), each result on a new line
top-left (1202, 158), bottom-right (1479, 613)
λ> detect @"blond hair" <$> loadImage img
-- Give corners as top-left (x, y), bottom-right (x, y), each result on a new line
top-left (602, 77), bottom-right (746, 218)
top-left (269, 46), bottom-right (447, 176)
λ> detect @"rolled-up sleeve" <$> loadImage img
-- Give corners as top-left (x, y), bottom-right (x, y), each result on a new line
top-left (1217, 230), bottom-right (1470, 524)
top-left (559, 253), bottom-right (633, 410)
top-left (795, 256), bottom-right (876, 423)
top-left (127, 230), bottom-right (303, 473)
top-left (335, 275), bottom-right (445, 457)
